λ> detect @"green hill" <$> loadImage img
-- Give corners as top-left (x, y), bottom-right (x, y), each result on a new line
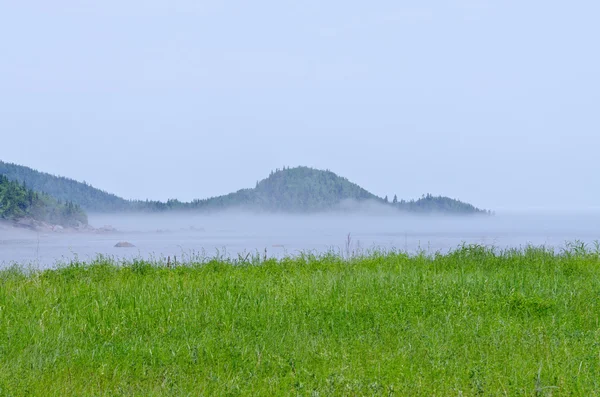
top-left (0, 175), bottom-right (87, 227)
top-left (0, 161), bottom-right (488, 214)
top-left (256, 167), bottom-right (378, 210)
top-left (183, 166), bottom-right (380, 212)
top-left (0, 161), bottom-right (130, 212)
top-left (168, 167), bottom-right (488, 214)
top-left (395, 193), bottom-right (489, 214)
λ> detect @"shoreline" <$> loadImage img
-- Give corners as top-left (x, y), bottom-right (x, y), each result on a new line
top-left (0, 218), bottom-right (118, 234)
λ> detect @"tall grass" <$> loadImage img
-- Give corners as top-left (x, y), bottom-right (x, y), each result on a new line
top-left (1, 244), bottom-right (599, 396)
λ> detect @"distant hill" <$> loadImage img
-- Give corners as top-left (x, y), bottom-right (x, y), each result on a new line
top-left (0, 161), bottom-right (131, 212)
top-left (0, 175), bottom-right (87, 227)
top-left (395, 193), bottom-right (488, 214)
top-left (181, 166), bottom-right (380, 212)
top-left (0, 161), bottom-right (489, 215)
top-left (155, 167), bottom-right (488, 214)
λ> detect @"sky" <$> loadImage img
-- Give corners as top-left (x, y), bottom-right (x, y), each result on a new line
top-left (0, 0), bottom-right (598, 211)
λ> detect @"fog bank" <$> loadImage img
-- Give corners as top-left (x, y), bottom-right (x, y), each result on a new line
top-left (1, 210), bottom-right (599, 269)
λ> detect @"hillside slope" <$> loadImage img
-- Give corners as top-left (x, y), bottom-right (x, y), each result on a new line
top-left (0, 175), bottom-right (87, 227)
top-left (0, 161), bottom-right (130, 212)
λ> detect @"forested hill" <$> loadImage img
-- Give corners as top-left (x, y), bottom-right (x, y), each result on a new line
top-left (0, 175), bottom-right (87, 227)
top-left (0, 161), bottom-right (130, 212)
top-left (1, 161), bottom-right (489, 214)
top-left (163, 167), bottom-right (488, 214)
top-left (394, 193), bottom-right (488, 214)
top-left (256, 167), bottom-right (377, 210)
top-left (178, 166), bottom-right (380, 212)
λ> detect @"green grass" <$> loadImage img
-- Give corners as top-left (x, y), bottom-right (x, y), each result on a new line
top-left (1, 244), bottom-right (600, 396)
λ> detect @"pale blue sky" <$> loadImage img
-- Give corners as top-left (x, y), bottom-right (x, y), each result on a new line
top-left (1, 1), bottom-right (598, 211)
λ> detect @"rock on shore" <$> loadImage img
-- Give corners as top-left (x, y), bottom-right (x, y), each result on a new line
top-left (9, 217), bottom-right (116, 234)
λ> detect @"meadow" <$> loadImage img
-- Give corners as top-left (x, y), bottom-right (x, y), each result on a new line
top-left (0, 244), bottom-right (599, 396)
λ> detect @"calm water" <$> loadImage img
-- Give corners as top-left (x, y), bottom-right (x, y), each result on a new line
top-left (1, 212), bottom-right (599, 269)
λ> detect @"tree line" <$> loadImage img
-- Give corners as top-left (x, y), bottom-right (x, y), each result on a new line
top-left (0, 175), bottom-right (88, 226)
top-left (1, 162), bottom-right (489, 215)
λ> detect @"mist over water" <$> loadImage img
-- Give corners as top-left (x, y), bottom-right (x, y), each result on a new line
top-left (2, 210), bottom-right (600, 269)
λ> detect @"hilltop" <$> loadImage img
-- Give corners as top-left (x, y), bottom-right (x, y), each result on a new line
top-left (0, 161), bottom-right (488, 214)
top-left (256, 167), bottom-right (378, 210)
top-left (182, 166), bottom-right (380, 212)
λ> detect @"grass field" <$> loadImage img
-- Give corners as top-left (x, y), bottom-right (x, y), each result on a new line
top-left (1, 244), bottom-right (599, 396)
